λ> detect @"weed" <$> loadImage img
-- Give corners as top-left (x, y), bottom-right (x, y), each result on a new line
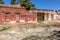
top-left (0, 26), bottom-right (10, 32)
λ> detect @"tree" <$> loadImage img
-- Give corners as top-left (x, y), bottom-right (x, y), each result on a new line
top-left (11, 0), bottom-right (16, 4)
top-left (18, 0), bottom-right (35, 10)
top-left (0, 0), bottom-right (4, 4)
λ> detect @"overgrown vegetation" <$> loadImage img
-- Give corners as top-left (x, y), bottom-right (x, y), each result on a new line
top-left (0, 26), bottom-right (10, 32)
top-left (0, 0), bottom-right (35, 10)
top-left (21, 35), bottom-right (41, 40)
top-left (37, 13), bottom-right (44, 22)
top-left (11, 0), bottom-right (16, 4)
top-left (21, 30), bottom-right (59, 40)
top-left (18, 0), bottom-right (34, 10)
top-left (0, 0), bottom-right (4, 4)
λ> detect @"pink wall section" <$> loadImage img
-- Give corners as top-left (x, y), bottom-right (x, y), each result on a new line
top-left (0, 7), bottom-right (37, 23)
top-left (54, 15), bottom-right (60, 20)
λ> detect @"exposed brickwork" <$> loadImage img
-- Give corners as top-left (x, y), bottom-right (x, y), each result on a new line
top-left (0, 4), bottom-right (55, 23)
top-left (0, 6), bottom-right (37, 23)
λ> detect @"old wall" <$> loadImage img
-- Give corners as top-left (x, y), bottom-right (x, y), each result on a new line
top-left (0, 7), bottom-right (37, 23)
top-left (32, 9), bottom-right (54, 21)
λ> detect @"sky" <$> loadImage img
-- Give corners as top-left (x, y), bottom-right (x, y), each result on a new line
top-left (3, 0), bottom-right (60, 10)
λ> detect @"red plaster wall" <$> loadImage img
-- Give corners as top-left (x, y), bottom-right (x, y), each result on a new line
top-left (0, 7), bottom-right (37, 23)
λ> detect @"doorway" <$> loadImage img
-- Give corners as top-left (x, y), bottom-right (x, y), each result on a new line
top-left (37, 12), bottom-right (44, 22)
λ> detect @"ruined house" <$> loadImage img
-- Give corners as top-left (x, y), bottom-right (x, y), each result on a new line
top-left (0, 4), bottom-right (59, 23)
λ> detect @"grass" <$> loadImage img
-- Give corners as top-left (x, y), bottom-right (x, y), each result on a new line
top-left (21, 35), bottom-right (44, 40)
top-left (0, 26), bottom-right (10, 32)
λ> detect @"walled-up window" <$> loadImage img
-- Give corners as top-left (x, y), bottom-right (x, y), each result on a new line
top-left (15, 12), bottom-right (20, 22)
top-left (5, 12), bottom-right (10, 14)
top-left (5, 12), bottom-right (10, 22)
top-left (51, 14), bottom-right (53, 20)
top-left (10, 14), bottom-right (16, 21)
top-left (5, 12), bottom-right (10, 18)
top-left (46, 14), bottom-right (49, 20)
top-left (15, 12), bottom-right (20, 15)
top-left (15, 12), bottom-right (20, 18)
top-left (0, 13), bottom-right (5, 22)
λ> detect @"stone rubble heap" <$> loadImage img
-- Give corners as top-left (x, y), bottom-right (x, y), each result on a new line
top-left (0, 23), bottom-right (60, 40)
